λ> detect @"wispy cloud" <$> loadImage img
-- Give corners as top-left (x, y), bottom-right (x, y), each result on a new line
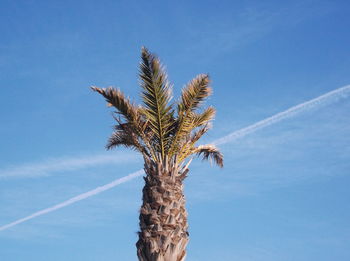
top-left (0, 170), bottom-right (144, 231)
top-left (1, 84), bottom-right (349, 232)
top-left (0, 152), bottom-right (137, 179)
top-left (186, 1), bottom-right (333, 57)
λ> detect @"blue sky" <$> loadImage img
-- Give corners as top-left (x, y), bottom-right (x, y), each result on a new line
top-left (0, 0), bottom-right (350, 260)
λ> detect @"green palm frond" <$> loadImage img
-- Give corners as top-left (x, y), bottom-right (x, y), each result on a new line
top-left (139, 47), bottom-right (173, 159)
top-left (168, 74), bottom-right (213, 157)
top-left (191, 106), bottom-right (216, 127)
top-left (178, 74), bottom-right (212, 113)
top-left (177, 125), bottom-right (211, 162)
top-left (167, 117), bottom-right (194, 158)
top-left (192, 144), bottom-right (223, 168)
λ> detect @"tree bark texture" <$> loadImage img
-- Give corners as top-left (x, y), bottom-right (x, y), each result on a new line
top-left (136, 158), bottom-right (189, 261)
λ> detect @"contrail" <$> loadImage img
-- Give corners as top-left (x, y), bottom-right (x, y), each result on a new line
top-left (212, 85), bottom-right (350, 145)
top-left (0, 170), bottom-right (144, 231)
top-left (1, 84), bottom-right (349, 232)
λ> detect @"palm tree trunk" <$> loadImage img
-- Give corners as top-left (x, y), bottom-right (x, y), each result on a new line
top-left (136, 158), bottom-right (189, 261)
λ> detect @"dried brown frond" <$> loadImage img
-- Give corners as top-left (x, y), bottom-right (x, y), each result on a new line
top-left (192, 144), bottom-right (223, 168)
top-left (91, 86), bottom-right (138, 123)
top-left (107, 120), bottom-right (149, 156)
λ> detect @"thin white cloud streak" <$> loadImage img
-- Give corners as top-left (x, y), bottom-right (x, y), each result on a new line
top-left (0, 170), bottom-right (144, 231)
top-left (3, 85), bottom-right (348, 180)
top-left (0, 153), bottom-right (137, 179)
top-left (1, 84), bottom-right (349, 232)
top-left (212, 85), bottom-right (350, 145)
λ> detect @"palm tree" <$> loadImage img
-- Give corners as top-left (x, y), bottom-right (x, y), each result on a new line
top-left (92, 47), bottom-right (223, 261)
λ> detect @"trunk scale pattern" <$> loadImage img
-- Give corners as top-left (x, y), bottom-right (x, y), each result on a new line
top-left (137, 158), bottom-right (189, 261)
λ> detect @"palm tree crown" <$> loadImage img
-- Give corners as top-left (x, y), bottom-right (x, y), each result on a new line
top-left (93, 47), bottom-right (223, 261)
top-left (92, 47), bottom-right (223, 168)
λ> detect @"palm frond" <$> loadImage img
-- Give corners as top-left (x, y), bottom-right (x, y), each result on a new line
top-left (92, 47), bottom-right (223, 168)
top-left (91, 86), bottom-right (138, 123)
top-left (192, 144), bottom-right (223, 168)
top-left (178, 74), bottom-right (212, 113)
top-left (191, 106), bottom-right (216, 127)
top-left (92, 86), bottom-right (158, 160)
top-left (106, 130), bottom-right (137, 150)
top-left (107, 120), bottom-right (149, 156)
top-left (188, 124), bottom-right (211, 145)
top-left (177, 125), bottom-right (211, 162)
top-left (139, 47), bottom-right (173, 159)
top-left (168, 75), bottom-right (213, 156)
